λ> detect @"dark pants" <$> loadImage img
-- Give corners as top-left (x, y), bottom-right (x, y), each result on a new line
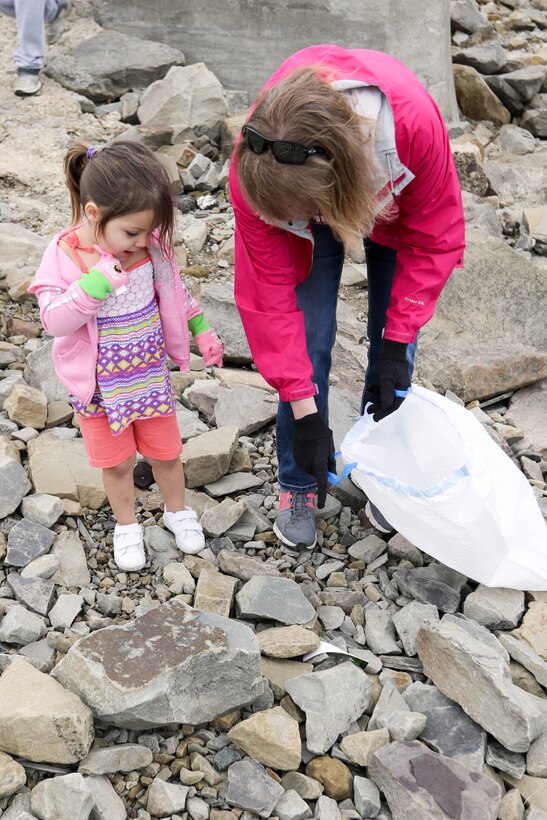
top-left (277, 224), bottom-right (417, 491)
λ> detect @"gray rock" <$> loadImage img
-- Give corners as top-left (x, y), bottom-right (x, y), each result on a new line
top-left (187, 795), bottom-right (210, 820)
top-left (236, 576), bottom-right (316, 625)
top-left (387, 533), bottom-right (423, 566)
top-left (498, 633), bottom-right (547, 688)
top-left (368, 740), bottom-right (501, 819)
top-left (0, 604), bottom-right (46, 645)
top-left (369, 682), bottom-right (409, 731)
top-left (451, 0), bottom-right (493, 34)
top-left (139, 63), bottom-right (227, 138)
top-left (175, 403), bottom-right (209, 440)
top-left (183, 380), bottom-right (221, 422)
top-left (525, 808), bottom-right (547, 820)
top-left (281, 772), bottom-right (324, 801)
top-left (521, 97), bottom-right (547, 139)
top-left (498, 789), bottom-right (525, 820)
top-left (416, 229), bottom-right (547, 400)
top-left (506, 380), bottom-right (547, 460)
top-left (143, 524), bottom-right (179, 569)
top-left (52, 601), bottom-right (263, 728)
top-left (30, 773), bottom-right (94, 820)
top-left (5, 518), bottom-right (56, 568)
top-left (486, 739), bottom-right (526, 778)
top-left (19, 638), bottom-right (56, 671)
top-left (392, 567), bottom-right (462, 614)
top-left (489, 67), bottom-right (546, 112)
top-left (146, 779), bottom-right (188, 816)
top-left (79, 743), bottom-right (153, 775)
top-left (364, 606), bottom-right (401, 655)
top-left (317, 606), bottom-right (345, 631)
top-left (85, 774), bottom-right (126, 820)
top-left (215, 386), bottom-right (278, 436)
top-left (392, 601), bottom-right (439, 656)
top-left (463, 585), bottom-right (525, 629)
top-left (353, 777), bottom-right (381, 819)
top-left (226, 758), bottom-right (285, 817)
top-left (0, 371), bottom-right (24, 410)
top-left (182, 425), bottom-right (240, 488)
top-left (218, 550), bottom-right (280, 582)
top-left (348, 535), bottom-right (386, 564)
top-left (527, 730), bottom-right (547, 777)
top-left (314, 795), bottom-right (342, 820)
top-left (0, 456), bottom-right (31, 519)
top-left (50, 531), bottom-right (91, 588)
top-left (7, 574), bottom-right (55, 616)
top-left (285, 662), bottom-right (372, 754)
top-left (20, 493), bottom-right (64, 528)
top-left (403, 681), bottom-right (486, 772)
top-left (416, 617), bottom-right (547, 752)
top-left (498, 124), bottom-right (536, 156)
top-left (377, 710), bottom-right (427, 743)
top-left (452, 42), bottom-right (507, 74)
top-left (47, 30), bottom-right (185, 102)
top-left (48, 594), bottom-right (84, 630)
top-left (204, 471), bottom-right (264, 496)
top-left (224, 509), bottom-right (259, 542)
top-left (24, 341), bottom-right (68, 402)
top-left (443, 613), bottom-right (510, 663)
top-left (201, 498), bottom-right (246, 538)
top-left (275, 789), bottom-right (312, 820)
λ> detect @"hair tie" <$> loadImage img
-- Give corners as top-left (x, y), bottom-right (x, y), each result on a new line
top-left (86, 147), bottom-right (98, 159)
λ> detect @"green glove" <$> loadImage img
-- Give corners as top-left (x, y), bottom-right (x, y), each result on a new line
top-left (188, 313), bottom-right (211, 337)
top-left (78, 267), bottom-right (113, 300)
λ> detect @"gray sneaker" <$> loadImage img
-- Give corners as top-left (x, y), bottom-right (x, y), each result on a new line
top-left (14, 72), bottom-right (42, 96)
top-left (274, 491), bottom-right (317, 549)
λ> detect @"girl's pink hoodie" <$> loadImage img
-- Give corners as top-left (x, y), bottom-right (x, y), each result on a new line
top-left (229, 45), bottom-right (465, 402)
top-left (29, 228), bottom-right (198, 405)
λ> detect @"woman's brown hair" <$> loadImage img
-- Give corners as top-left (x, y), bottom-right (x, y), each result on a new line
top-left (64, 141), bottom-right (175, 249)
top-left (236, 67), bottom-right (387, 251)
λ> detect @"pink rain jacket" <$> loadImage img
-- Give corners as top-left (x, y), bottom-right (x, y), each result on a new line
top-left (29, 228), bottom-right (199, 405)
top-left (229, 45), bottom-right (465, 402)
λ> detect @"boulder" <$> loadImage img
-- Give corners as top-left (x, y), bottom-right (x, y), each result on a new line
top-left (0, 662), bottom-right (93, 764)
top-left (28, 436), bottom-right (107, 509)
top-left (0, 455), bottom-right (32, 519)
top-left (506, 380), bottom-right (547, 459)
top-left (236, 576), bottom-right (316, 625)
top-left (417, 229), bottom-right (547, 401)
top-left (199, 282), bottom-right (252, 364)
top-left (453, 64), bottom-right (510, 126)
top-left (52, 601), bottom-right (263, 728)
top-left (214, 385), bottom-right (278, 435)
top-left (30, 773), bottom-right (94, 820)
top-left (415, 617), bottom-right (547, 752)
top-left (182, 425), bottom-right (239, 488)
top-left (139, 63), bottom-right (227, 138)
top-left (227, 707), bottom-right (301, 770)
top-left (368, 740), bottom-right (501, 819)
top-left (46, 30), bottom-right (185, 102)
top-left (24, 340), bottom-right (69, 402)
top-left (4, 383), bottom-right (47, 430)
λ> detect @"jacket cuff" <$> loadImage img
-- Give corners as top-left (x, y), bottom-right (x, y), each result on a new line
top-left (278, 384), bottom-right (318, 403)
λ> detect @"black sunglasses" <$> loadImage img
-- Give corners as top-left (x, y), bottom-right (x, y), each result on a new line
top-left (242, 125), bottom-right (329, 165)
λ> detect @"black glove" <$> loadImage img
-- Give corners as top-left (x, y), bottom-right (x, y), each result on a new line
top-left (366, 340), bottom-right (410, 422)
top-left (292, 412), bottom-right (335, 509)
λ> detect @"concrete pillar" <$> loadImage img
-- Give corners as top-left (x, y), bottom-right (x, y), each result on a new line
top-left (93, 0), bottom-right (458, 120)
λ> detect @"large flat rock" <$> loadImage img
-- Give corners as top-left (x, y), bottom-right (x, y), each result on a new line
top-left (52, 601), bottom-right (263, 728)
top-left (92, 0), bottom-right (457, 119)
top-left (417, 229), bottom-right (547, 401)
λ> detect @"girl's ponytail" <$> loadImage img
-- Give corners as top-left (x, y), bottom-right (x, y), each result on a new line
top-left (63, 142), bottom-right (92, 225)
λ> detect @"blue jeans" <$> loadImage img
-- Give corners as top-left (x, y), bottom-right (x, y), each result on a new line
top-left (277, 224), bottom-right (417, 492)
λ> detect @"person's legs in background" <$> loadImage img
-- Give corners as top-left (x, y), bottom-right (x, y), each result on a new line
top-left (360, 237), bottom-right (418, 531)
top-left (0, 0), bottom-right (69, 95)
top-left (274, 224), bottom-right (345, 549)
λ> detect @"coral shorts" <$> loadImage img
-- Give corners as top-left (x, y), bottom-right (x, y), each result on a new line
top-left (78, 413), bottom-right (182, 469)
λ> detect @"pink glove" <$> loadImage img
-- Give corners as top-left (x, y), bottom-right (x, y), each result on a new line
top-left (91, 250), bottom-right (130, 296)
top-left (195, 329), bottom-right (224, 367)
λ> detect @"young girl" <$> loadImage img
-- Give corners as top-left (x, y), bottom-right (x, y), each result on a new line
top-left (30, 141), bottom-right (224, 572)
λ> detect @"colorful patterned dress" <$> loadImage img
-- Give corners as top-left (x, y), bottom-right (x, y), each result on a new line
top-left (72, 257), bottom-right (176, 434)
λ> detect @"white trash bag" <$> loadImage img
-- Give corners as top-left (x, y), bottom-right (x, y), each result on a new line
top-left (340, 385), bottom-right (547, 590)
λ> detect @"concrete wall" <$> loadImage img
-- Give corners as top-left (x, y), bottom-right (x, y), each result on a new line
top-left (93, 0), bottom-right (458, 120)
